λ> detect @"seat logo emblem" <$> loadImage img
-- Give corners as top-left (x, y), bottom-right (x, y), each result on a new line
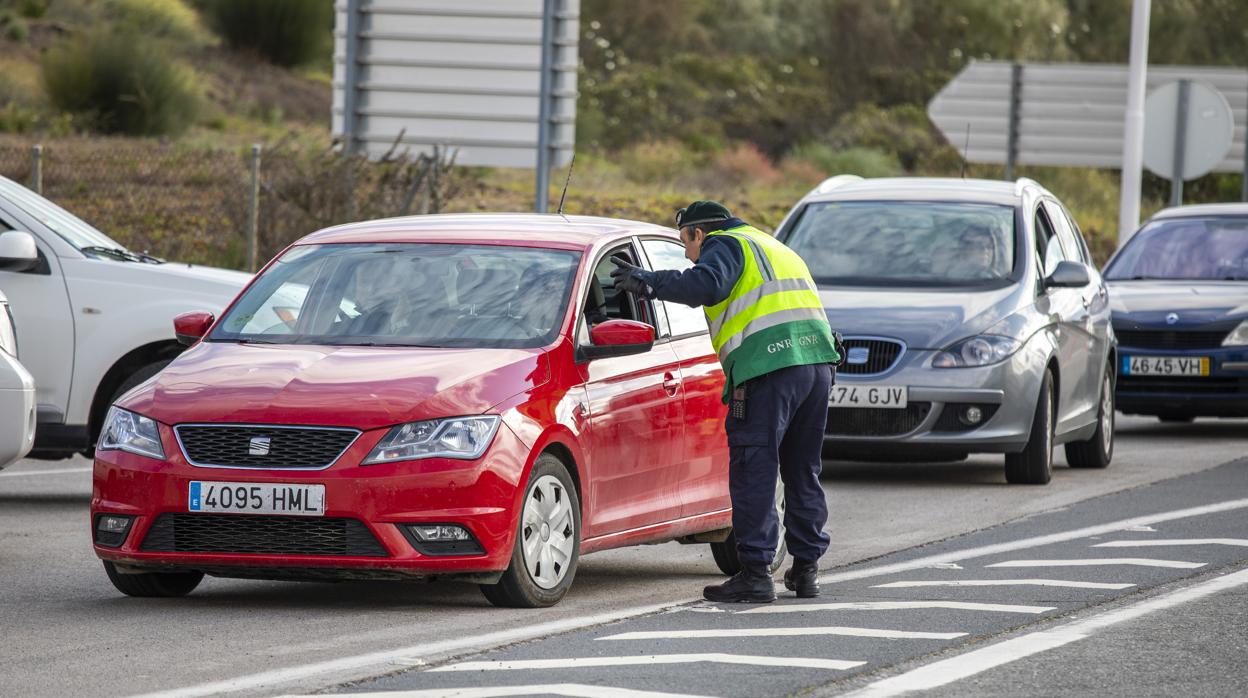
top-left (248, 436), bottom-right (271, 456)
top-left (1166, 312), bottom-right (1179, 325)
top-left (847, 347), bottom-right (870, 365)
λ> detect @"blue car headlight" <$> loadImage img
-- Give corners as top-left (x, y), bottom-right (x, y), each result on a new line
top-left (363, 416), bottom-right (501, 464)
top-left (1222, 320), bottom-right (1248, 347)
top-left (97, 406), bottom-right (165, 459)
top-left (933, 335), bottom-right (1022, 368)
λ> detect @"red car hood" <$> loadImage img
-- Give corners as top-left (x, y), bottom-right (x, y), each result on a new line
top-left (121, 342), bottom-right (550, 429)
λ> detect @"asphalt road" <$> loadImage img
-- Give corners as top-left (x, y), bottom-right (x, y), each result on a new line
top-left (0, 415), bottom-right (1244, 698)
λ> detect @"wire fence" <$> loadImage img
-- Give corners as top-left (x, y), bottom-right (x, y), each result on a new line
top-left (0, 138), bottom-right (462, 270)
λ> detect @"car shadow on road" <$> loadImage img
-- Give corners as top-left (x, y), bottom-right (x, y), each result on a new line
top-left (821, 458), bottom-right (1008, 486)
top-left (1115, 416), bottom-right (1248, 439)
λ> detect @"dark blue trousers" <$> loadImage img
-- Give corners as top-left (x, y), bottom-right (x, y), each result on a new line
top-left (725, 363), bottom-right (833, 567)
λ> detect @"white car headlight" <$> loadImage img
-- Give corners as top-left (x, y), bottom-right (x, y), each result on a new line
top-left (97, 406), bottom-right (165, 459)
top-left (1222, 320), bottom-right (1248, 347)
top-left (363, 416), bottom-right (501, 464)
top-left (933, 335), bottom-right (1022, 368)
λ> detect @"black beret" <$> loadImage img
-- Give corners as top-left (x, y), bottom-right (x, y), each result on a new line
top-left (675, 200), bottom-right (732, 229)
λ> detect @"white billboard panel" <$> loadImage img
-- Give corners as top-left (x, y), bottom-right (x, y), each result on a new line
top-left (333, 0), bottom-right (579, 169)
top-left (928, 61), bottom-right (1248, 172)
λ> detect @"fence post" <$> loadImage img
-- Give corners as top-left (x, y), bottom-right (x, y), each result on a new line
top-left (30, 144), bottom-right (42, 195)
top-left (247, 144), bottom-right (261, 273)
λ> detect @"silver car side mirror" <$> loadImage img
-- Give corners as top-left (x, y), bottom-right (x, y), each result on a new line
top-left (0, 231), bottom-right (39, 273)
top-left (1044, 260), bottom-right (1091, 289)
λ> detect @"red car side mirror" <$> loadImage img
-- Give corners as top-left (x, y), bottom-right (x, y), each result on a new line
top-left (173, 311), bottom-right (215, 346)
top-left (582, 319), bottom-right (655, 361)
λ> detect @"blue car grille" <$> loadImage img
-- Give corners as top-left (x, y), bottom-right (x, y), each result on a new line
top-left (1118, 375), bottom-right (1247, 395)
top-left (1115, 329), bottom-right (1228, 350)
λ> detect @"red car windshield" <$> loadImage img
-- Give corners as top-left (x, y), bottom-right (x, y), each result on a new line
top-left (211, 243), bottom-right (581, 348)
top-left (1105, 216), bottom-right (1248, 281)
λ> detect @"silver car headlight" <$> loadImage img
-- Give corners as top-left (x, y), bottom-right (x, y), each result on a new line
top-left (1222, 320), bottom-right (1248, 347)
top-left (933, 335), bottom-right (1022, 368)
top-left (97, 406), bottom-right (165, 459)
top-left (363, 416), bottom-right (501, 464)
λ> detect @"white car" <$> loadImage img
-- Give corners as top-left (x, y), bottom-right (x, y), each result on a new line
top-left (0, 176), bottom-right (251, 459)
top-left (0, 287), bottom-right (35, 469)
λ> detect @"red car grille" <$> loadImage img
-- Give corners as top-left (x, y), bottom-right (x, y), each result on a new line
top-left (139, 514), bottom-right (388, 557)
top-left (175, 425), bottom-right (359, 469)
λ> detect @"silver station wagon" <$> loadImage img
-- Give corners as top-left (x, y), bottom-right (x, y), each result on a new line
top-left (776, 177), bottom-right (1116, 484)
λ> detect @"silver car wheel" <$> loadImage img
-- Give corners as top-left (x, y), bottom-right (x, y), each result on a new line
top-left (1100, 374), bottom-right (1114, 455)
top-left (521, 474), bottom-right (575, 590)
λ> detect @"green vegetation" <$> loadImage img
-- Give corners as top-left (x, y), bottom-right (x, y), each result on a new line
top-left (42, 30), bottom-right (201, 136)
top-left (200, 0), bottom-right (332, 67)
top-left (107, 0), bottom-right (211, 45)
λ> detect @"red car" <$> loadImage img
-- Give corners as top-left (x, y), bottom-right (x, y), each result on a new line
top-left (91, 215), bottom-right (760, 607)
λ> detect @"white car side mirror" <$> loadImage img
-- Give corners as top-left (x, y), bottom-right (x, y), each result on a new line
top-left (0, 231), bottom-right (39, 272)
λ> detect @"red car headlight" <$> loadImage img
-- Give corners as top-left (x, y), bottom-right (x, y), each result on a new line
top-left (362, 416), bottom-right (501, 464)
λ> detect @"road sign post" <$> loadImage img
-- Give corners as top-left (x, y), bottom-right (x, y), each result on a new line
top-left (1170, 80), bottom-right (1190, 207)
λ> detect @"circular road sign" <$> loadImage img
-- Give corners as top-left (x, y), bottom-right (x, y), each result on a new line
top-left (1143, 80), bottom-right (1235, 181)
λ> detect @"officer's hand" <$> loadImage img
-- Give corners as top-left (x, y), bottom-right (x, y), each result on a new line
top-left (609, 256), bottom-right (649, 295)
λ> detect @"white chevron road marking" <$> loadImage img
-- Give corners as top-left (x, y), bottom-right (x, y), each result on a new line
top-left (841, 568), bottom-right (1248, 698)
top-left (739, 601), bottom-right (1055, 614)
top-left (431, 653), bottom-right (866, 673)
top-left (288, 684), bottom-right (719, 698)
top-left (1093, 538), bottom-right (1248, 548)
top-left (873, 579), bottom-right (1134, 590)
top-left (987, 558), bottom-right (1205, 569)
top-left (598, 626), bottom-right (965, 641)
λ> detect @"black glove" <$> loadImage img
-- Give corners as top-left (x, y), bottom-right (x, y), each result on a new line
top-left (609, 255), bottom-right (650, 296)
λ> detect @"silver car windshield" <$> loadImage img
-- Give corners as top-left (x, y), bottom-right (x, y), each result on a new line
top-left (785, 201), bottom-right (1016, 286)
top-left (1105, 217), bottom-right (1248, 281)
top-left (211, 243), bottom-right (581, 349)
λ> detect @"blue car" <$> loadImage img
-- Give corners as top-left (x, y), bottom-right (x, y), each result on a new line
top-left (1104, 204), bottom-right (1248, 421)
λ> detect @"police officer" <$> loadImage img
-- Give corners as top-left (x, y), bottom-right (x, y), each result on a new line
top-left (611, 201), bottom-right (839, 603)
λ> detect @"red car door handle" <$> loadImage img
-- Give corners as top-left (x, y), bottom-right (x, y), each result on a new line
top-left (662, 373), bottom-right (681, 395)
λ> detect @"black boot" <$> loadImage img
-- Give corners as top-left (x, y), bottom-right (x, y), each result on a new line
top-left (784, 559), bottom-right (820, 598)
top-left (703, 565), bottom-right (776, 603)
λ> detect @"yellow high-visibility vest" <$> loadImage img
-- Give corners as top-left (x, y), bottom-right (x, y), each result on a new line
top-left (704, 225), bottom-right (839, 402)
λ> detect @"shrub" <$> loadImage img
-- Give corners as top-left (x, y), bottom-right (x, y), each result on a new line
top-left (616, 140), bottom-right (702, 186)
top-left (42, 31), bottom-right (201, 136)
top-left (705, 142), bottom-right (779, 190)
top-left (106, 0), bottom-right (209, 44)
top-left (201, 0), bottom-right (332, 67)
top-left (788, 144), bottom-right (903, 179)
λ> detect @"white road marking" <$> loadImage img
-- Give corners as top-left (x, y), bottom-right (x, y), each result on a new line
top-left (1093, 538), bottom-right (1248, 548)
top-left (0, 466), bottom-right (91, 478)
top-left (987, 558), bottom-right (1205, 569)
top-left (135, 497), bottom-right (1248, 698)
top-left (819, 496), bottom-right (1248, 587)
top-left (129, 600), bottom-right (680, 698)
top-left (841, 567), bottom-right (1248, 697)
top-left (739, 601), bottom-right (1055, 615)
top-left (284, 684), bottom-right (718, 698)
top-left (431, 653), bottom-right (866, 673)
top-left (1123, 525), bottom-right (1158, 532)
top-left (598, 627), bottom-right (965, 641)
top-left (873, 579), bottom-right (1134, 590)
